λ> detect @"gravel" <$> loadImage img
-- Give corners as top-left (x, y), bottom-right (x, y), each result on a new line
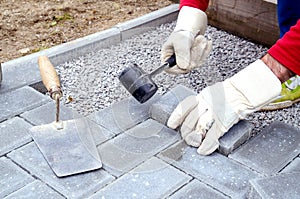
top-left (56, 21), bottom-right (300, 135)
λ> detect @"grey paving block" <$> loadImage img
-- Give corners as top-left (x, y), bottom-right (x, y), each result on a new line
top-left (0, 157), bottom-right (34, 198)
top-left (281, 157), bottom-right (300, 173)
top-left (88, 95), bottom-right (160, 135)
top-left (150, 85), bottom-right (196, 125)
top-left (229, 121), bottom-right (300, 175)
top-left (247, 172), bottom-right (300, 199)
top-left (219, 120), bottom-right (253, 156)
top-left (116, 4), bottom-right (179, 40)
top-left (0, 117), bottom-right (32, 156)
top-left (4, 180), bottom-right (64, 199)
top-left (0, 86), bottom-right (49, 122)
top-left (97, 119), bottom-right (180, 176)
top-left (20, 102), bottom-right (81, 126)
top-left (158, 141), bottom-right (260, 198)
top-left (90, 157), bottom-right (191, 199)
top-left (169, 179), bottom-right (229, 199)
top-left (7, 142), bottom-right (115, 199)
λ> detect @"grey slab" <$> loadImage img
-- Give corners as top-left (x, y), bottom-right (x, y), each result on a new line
top-left (0, 86), bottom-right (49, 122)
top-left (0, 117), bottom-right (32, 156)
top-left (150, 85), bottom-right (196, 125)
top-left (20, 101), bottom-right (81, 126)
top-left (88, 95), bottom-right (160, 135)
top-left (248, 172), bottom-right (300, 199)
top-left (116, 4), bottom-right (179, 40)
top-left (281, 157), bottom-right (300, 173)
top-left (90, 157), bottom-right (191, 199)
top-left (169, 179), bottom-right (229, 199)
top-left (219, 120), bottom-right (253, 156)
top-left (7, 142), bottom-right (115, 199)
top-left (0, 157), bottom-right (34, 198)
top-left (229, 121), bottom-right (300, 175)
top-left (97, 119), bottom-right (180, 176)
top-left (158, 141), bottom-right (260, 198)
top-left (4, 180), bottom-right (64, 199)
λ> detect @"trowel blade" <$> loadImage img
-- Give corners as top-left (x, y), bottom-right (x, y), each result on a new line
top-left (29, 118), bottom-right (102, 177)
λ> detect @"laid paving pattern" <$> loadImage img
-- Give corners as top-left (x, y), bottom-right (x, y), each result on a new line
top-left (1, 4), bottom-right (300, 199)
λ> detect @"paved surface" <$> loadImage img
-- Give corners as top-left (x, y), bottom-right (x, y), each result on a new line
top-left (1, 4), bottom-right (300, 199)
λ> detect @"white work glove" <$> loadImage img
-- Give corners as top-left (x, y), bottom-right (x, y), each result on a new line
top-left (161, 6), bottom-right (212, 74)
top-left (167, 60), bottom-right (281, 155)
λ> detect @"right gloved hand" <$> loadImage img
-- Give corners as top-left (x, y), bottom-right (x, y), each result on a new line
top-left (161, 6), bottom-right (212, 74)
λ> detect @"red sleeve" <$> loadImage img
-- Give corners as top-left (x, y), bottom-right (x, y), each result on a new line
top-left (268, 19), bottom-right (300, 75)
top-left (180, 0), bottom-right (209, 11)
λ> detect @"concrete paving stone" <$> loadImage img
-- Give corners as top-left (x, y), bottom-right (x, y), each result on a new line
top-left (247, 172), bottom-right (300, 199)
top-left (116, 4), bottom-right (179, 41)
top-left (158, 141), bottom-right (260, 198)
top-left (20, 102), bottom-right (114, 146)
top-left (169, 179), bottom-right (229, 199)
top-left (219, 120), bottom-right (253, 156)
top-left (88, 95), bottom-right (160, 135)
top-left (0, 117), bottom-right (32, 156)
top-left (89, 157), bottom-right (191, 199)
top-left (229, 121), bottom-right (300, 175)
top-left (0, 157), bottom-right (34, 198)
top-left (0, 86), bottom-right (49, 122)
top-left (4, 180), bottom-right (64, 199)
top-left (150, 85), bottom-right (196, 125)
top-left (7, 142), bottom-right (115, 199)
top-left (97, 119), bottom-right (180, 177)
top-left (281, 157), bottom-right (300, 173)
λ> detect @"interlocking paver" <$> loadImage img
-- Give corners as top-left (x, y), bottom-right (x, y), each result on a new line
top-left (247, 172), bottom-right (300, 199)
top-left (150, 85), bottom-right (196, 125)
top-left (219, 120), bottom-right (253, 156)
top-left (0, 86), bottom-right (49, 122)
top-left (169, 179), bottom-right (229, 199)
top-left (4, 180), bottom-right (64, 199)
top-left (7, 142), bottom-right (115, 199)
top-left (97, 119), bottom-right (180, 176)
top-left (282, 157), bottom-right (300, 173)
top-left (158, 141), bottom-right (260, 198)
top-left (89, 157), bottom-right (191, 199)
top-left (0, 157), bottom-right (34, 198)
top-left (88, 96), bottom-right (160, 135)
top-left (229, 121), bottom-right (300, 175)
top-left (0, 117), bottom-right (32, 156)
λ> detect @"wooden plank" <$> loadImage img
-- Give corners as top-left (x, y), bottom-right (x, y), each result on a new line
top-left (206, 0), bottom-right (279, 46)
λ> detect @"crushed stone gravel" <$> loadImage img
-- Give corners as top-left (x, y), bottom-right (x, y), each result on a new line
top-left (56, 21), bottom-right (300, 135)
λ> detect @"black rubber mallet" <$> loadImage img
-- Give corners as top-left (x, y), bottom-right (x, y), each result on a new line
top-left (119, 54), bottom-right (176, 103)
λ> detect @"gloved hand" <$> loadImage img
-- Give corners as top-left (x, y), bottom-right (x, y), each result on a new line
top-left (167, 60), bottom-right (282, 155)
top-left (161, 6), bottom-right (212, 74)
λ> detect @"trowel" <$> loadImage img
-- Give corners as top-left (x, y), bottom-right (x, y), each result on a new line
top-left (119, 54), bottom-right (176, 103)
top-left (29, 56), bottom-right (102, 177)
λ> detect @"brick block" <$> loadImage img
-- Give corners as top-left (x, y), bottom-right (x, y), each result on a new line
top-left (7, 142), bottom-right (115, 199)
top-left (229, 121), bottom-right (300, 175)
top-left (90, 157), bottom-right (191, 199)
top-left (169, 179), bottom-right (229, 199)
top-left (219, 120), bottom-right (253, 156)
top-left (150, 85), bottom-right (196, 125)
top-left (88, 96), bottom-right (160, 135)
top-left (0, 86), bottom-right (49, 122)
top-left (97, 119), bottom-right (180, 176)
top-left (158, 141), bottom-right (260, 198)
top-left (281, 157), bottom-right (300, 173)
top-left (0, 117), bottom-right (32, 156)
top-left (248, 172), bottom-right (300, 199)
top-left (0, 157), bottom-right (34, 198)
top-left (5, 180), bottom-right (64, 199)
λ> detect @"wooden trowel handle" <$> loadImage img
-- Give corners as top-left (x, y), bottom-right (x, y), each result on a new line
top-left (38, 56), bottom-right (62, 99)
